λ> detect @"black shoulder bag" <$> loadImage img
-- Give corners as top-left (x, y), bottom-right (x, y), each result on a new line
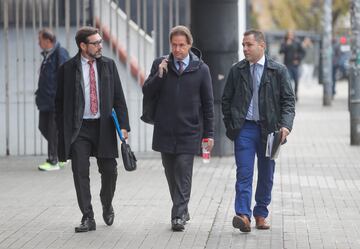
top-left (111, 109), bottom-right (137, 171)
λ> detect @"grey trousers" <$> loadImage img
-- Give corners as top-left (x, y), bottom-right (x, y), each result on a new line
top-left (161, 153), bottom-right (195, 220)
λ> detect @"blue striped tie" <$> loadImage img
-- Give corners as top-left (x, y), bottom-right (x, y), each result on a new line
top-left (251, 63), bottom-right (259, 121)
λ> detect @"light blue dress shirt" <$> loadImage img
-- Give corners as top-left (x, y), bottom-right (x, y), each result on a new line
top-left (174, 54), bottom-right (190, 71)
top-left (245, 55), bottom-right (265, 121)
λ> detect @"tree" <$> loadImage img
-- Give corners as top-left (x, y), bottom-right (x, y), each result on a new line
top-left (251, 0), bottom-right (350, 31)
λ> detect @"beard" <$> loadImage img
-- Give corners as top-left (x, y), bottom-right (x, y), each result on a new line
top-left (88, 49), bottom-right (102, 59)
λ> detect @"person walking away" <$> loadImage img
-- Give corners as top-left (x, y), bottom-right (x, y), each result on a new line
top-left (332, 37), bottom-right (342, 97)
top-left (36, 28), bottom-right (69, 171)
top-left (279, 30), bottom-right (305, 101)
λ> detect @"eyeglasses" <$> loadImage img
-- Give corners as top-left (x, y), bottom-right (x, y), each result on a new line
top-left (87, 39), bottom-right (103, 46)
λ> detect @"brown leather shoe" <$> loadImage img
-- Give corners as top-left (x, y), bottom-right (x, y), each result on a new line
top-left (255, 216), bottom-right (270, 230)
top-left (232, 215), bottom-right (251, 232)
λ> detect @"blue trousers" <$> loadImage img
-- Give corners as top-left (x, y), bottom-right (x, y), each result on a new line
top-left (234, 121), bottom-right (275, 220)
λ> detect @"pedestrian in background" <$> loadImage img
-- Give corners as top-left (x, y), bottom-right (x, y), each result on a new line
top-left (222, 29), bottom-right (295, 233)
top-left (279, 30), bottom-right (306, 101)
top-left (56, 26), bottom-right (130, 232)
top-left (35, 28), bottom-right (69, 171)
top-left (332, 37), bottom-right (342, 97)
top-left (142, 25), bottom-right (214, 232)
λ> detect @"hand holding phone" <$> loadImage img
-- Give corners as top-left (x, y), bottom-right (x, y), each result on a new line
top-left (158, 58), bottom-right (168, 78)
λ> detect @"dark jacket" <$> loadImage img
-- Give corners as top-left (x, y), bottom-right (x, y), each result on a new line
top-left (55, 53), bottom-right (130, 161)
top-left (222, 57), bottom-right (295, 144)
top-left (279, 39), bottom-right (305, 67)
top-left (142, 48), bottom-right (214, 154)
top-left (36, 42), bottom-right (69, 112)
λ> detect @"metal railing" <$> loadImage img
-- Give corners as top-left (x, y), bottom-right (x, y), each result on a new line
top-left (0, 0), bottom-right (189, 156)
top-left (0, 0), bottom-right (92, 156)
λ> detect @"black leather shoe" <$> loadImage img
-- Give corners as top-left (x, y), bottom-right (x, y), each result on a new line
top-left (75, 218), bottom-right (96, 233)
top-left (102, 205), bottom-right (115, 226)
top-left (171, 218), bottom-right (185, 231)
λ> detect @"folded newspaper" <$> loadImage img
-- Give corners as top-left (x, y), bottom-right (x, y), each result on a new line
top-left (265, 131), bottom-right (282, 160)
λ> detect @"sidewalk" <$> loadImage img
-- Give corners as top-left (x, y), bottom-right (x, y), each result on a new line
top-left (1, 80), bottom-right (359, 249)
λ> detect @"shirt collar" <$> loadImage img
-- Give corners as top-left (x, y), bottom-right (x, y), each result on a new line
top-left (175, 54), bottom-right (190, 67)
top-left (81, 55), bottom-right (95, 65)
top-left (250, 54), bottom-right (265, 66)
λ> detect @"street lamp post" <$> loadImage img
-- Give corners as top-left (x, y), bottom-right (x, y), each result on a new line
top-left (350, 0), bottom-right (360, 145)
top-left (322, 0), bottom-right (333, 106)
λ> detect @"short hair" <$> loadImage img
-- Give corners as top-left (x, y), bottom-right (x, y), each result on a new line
top-left (39, 28), bottom-right (56, 43)
top-left (169, 25), bottom-right (193, 45)
top-left (75, 26), bottom-right (99, 49)
top-left (244, 29), bottom-right (266, 43)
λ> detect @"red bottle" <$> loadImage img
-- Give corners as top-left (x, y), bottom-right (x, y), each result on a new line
top-left (202, 138), bottom-right (210, 163)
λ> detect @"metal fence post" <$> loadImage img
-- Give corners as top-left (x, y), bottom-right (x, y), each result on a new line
top-left (16, 0), bottom-right (20, 155)
top-left (55, 0), bottom-right (59, 34)
top-left (49, 0), bottom-right (53, 29)
top-left (4, 0), bottom-right (10, 155)
top-left (175, 0), bottom-right (179, 25)
top-left (32, 0), bottom-right (37, 154)
top-left (159, 0), bottom-right (163, 55)
top-left (22, 0), bottom-right (27, 154)
top-left (153, 0), bottom-right (157, 57)
top-left (350, 0), bottom-right (360, 145)
top-left (65, 0), bottom-right (70, 51)
top-left (169, 0), bottom-right (173, 31)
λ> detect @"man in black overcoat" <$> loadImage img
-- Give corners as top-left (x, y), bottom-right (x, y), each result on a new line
top-left (142, 25), bottom-right (215, 231)
top-left (55, 26), bottom-right (130, 232)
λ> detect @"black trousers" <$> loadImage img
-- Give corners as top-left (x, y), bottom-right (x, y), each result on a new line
top-left (161, 153), bottom-right (194, 220)
top-left (39, 111), bottom-right (58, 164)
top-left (71, 119), bottom-right (118, 221)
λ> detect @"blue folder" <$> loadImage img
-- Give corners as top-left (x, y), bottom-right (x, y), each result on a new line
top-left (111, 108), bottom-right (125, 142)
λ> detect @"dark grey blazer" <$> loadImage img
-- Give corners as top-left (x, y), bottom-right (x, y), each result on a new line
top-left (222, 57), bottom-right (295, 143)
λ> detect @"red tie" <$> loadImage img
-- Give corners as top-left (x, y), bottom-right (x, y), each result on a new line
top-left (88, 60), bottom-right (98, 115)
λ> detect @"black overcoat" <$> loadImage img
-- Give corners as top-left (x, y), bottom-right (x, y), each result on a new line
top-left (55, 53), bottom-right (130, 161)
top-left (142, 48), bottom-right (214, 154)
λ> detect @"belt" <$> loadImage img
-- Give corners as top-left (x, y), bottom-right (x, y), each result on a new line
top-left (83, 119), bottom-right (100, 123)
top-left (245, 119), bottom-right (260, 125)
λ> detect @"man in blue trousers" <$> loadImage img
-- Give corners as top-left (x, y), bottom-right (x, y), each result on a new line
top-left (222, 30), bottom-right (295, 232)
